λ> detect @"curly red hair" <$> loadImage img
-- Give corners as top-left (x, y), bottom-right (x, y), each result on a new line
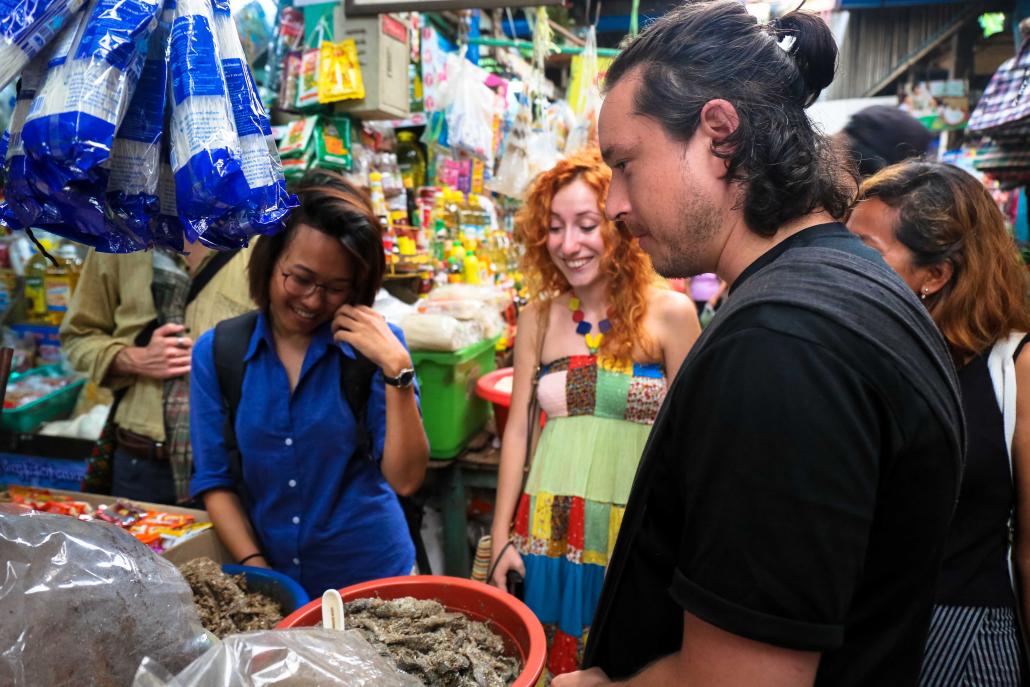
top-left (516, 148), bottom-right (658, 361)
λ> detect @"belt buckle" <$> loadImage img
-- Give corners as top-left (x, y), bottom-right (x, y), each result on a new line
top-left (152, 441), bottom-right (164, 461)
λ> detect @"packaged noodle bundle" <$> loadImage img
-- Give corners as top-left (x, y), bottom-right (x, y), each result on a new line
top-left (317, 38), bottom-right (364, 104)
top-left (21, 0), bottom-right (162, 182)
top-left (106, 0), bottom-right (174, 247)
top-left (210, 0), bottom-right (295, 238)
top-left (1, 47), bottom-right (52, 230)
top-left (167, 0), bottom-right (249, 241)
top-left (0, 0), bottom-right (85, 91)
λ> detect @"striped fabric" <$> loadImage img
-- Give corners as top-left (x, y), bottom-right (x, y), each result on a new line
top-left (514, 355), bottom-right (667, 682)
top-left (920, 606), bottom-right (1022, 686)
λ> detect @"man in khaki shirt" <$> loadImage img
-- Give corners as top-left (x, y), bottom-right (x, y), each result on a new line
top-left (60, 245), bottom-right (254, 504)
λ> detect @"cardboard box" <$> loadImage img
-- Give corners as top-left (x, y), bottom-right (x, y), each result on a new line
top-left (332, 7), bottom-right (410, 120)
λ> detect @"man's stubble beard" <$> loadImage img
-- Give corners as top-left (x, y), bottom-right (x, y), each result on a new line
top-left (649, 192), bottom-right (720, 279)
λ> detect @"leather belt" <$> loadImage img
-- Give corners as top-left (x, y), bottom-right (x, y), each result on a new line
top-left (115, 427), bottom-right (169, 462)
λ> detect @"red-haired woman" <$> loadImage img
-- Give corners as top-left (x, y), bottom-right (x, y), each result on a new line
top-left (489, 149), bottom-right (700, 678)
top-left (849, 161), bottom-right (1030, 686)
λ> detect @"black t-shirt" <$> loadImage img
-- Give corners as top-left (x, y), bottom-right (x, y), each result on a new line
top-left (935, 346), bottom-right (1025, 607)
top-left (583, 224), bottom-right (962, 686)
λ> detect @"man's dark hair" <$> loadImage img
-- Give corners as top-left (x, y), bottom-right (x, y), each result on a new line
top-left (605, 0), bottom-right (857, 237)
top-left (248, 168), bottom-right (385, 310)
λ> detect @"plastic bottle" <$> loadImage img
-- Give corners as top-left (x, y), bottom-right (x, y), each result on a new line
top-left (463, 248), bottom-right (481, 285)
top-left (396, 130), bottom-right (427, 192)
top-left (0, 241), bottom-right (17, 321)
top-left (45, 249), bottom-right (76, 325)
top-left (23, 243), bottom-right (51, 324)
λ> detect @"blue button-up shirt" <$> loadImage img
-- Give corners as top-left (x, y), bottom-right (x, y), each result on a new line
top-left (189, 313), bottom-right (417, 597)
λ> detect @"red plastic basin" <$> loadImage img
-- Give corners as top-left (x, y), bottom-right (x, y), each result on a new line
top-left (476, 367), bottom-right (513, 440)
top-left (276, 575), bottom-right (546, 687)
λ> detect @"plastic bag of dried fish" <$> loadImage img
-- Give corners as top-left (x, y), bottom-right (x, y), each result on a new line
top-left (131, 628), bottom-right (423, 687)
top-left (345, 596), bottom-right (521, 687)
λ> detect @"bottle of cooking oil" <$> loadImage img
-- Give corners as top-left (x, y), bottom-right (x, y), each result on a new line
top-left (45, 244), bottom-right (80, 325)
top-left (23, 242), bottom-right (52, 324)
top-left (396, 130), bottom-right (427, 192)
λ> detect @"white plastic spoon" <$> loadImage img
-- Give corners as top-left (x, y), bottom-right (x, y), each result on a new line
top-left (322, 589), bottom-right (345, 631)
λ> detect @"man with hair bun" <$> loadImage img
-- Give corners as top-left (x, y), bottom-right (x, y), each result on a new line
top-left (553, 2), bottom-right (964, 686)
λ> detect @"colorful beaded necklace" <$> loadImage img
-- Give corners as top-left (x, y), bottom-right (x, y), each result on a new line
top-left (569, 296), bottom-right (611, 354)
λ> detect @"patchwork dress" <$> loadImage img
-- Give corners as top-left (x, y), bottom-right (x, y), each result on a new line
top-left (512, 354), bottom-right (667, 679)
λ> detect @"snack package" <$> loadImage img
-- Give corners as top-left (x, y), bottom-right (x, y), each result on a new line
top-left (0, 0), bottom-right (85, 91)
top-left (0, 49), bottom-right (50, 230)
top-left (278, 114), bottom-right (317, 158)
top-left (211, 0), bottom-right (295, 238)
top-left (167, 0), bottom-right (249, 240)
top-left (296, 46), bottom-right (320, 109)
top-left (317, 38), bottom-right (364, 104)
top-left (0, 507), bottom-right (212, 686)
top-left (132, 628), bottom-right (422, 687)
top-left (314, 115), bottom-right (352, 171)
top-left (106, 0), bottom-right (175, 246)
top-left (21, 0), bottom-right (162, 182)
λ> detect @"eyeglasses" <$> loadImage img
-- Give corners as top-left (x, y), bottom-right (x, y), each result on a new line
top-left (281, 271), bottom-right (350, 302)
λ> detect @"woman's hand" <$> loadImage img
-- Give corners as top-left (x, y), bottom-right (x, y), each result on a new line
top-left (489, 541), bottom-right (525, 591)
top-left (332, 305), bottom-right (411, 376)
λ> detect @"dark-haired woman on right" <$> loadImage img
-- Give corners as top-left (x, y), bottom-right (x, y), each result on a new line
top-left (189, 169), bottom-right (429, 598)
top-left (850, 161), bottom-right (1030, 686)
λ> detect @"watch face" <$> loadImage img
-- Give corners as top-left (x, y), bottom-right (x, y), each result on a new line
top-left (399, 369), bottom-right (415, 386)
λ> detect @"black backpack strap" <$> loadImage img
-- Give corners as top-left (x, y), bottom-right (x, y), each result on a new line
top-left (212, 311), bottom-right (260, 512)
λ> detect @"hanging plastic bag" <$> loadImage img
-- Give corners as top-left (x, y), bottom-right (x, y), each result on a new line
top-left (443, 55), bottom-right (498, 169)
top-left (317, 38), bottom-right (364, 103)
top-left (565, 26), bottom-right (601, 154)
top-left (211, 0), bottom-right (295, 238)
top-left (106, 0), bottom-right (175, 248)
top-left (486, 101), bottom-right (534, 199)
top-left (0, 506), bottom-right (212, 687)
top-left (278, 49), bottom-right (301, 110)
top-left (0, 0), bottom-right (86, 91)
top-left (21, 0), bottom-right (163, 182)
top-left (167, 0), bottom-right (249, 241)
top-left (131, 628), bottom-right (422, 687)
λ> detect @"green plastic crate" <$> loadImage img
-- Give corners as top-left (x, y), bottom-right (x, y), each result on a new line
top-left (2, 365), bottom-right (86, 434)
top-left (411, 336), bottom-right (499, 459)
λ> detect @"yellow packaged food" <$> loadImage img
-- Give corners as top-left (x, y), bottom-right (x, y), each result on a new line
top-left (317, 39), bottom-right (365, 104)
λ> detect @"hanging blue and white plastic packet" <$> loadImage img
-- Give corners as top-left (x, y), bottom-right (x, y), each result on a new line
top-left (210, 0), bottom-right (295, 239)
top-left (0, 49), bottom-right (51, 230)
top-left (0, 0), bottom-right (85, 91)
top-left (20, 0), bottom-right (161, 183)
top-left (168, 0), bottom-right (248, 241)
top-left (107, 0), bottom-right (174, 245)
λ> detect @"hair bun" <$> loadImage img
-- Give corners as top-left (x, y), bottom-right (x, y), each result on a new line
top-left (773, 11), bottom-right (838, 107)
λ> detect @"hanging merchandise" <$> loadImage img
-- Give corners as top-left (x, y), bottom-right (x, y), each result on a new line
top-left (295, 16), bottom-right (328, 110)
top-left (565, 25), bottom-right (601, 154)
top-left (106, 0), bottom-right (173, 246)
top-left (266, 6), bottom-right (303, 99)
top-left (2, 49), bottom-right (49, 231)
top-left (211, 0), bottom-right (296, 237)
top-left (278, 114), bottom-right (316, 180)
top-left (313, 116), bottom-right (352, 171)
top-left (21, 0), bottom-right (162, 185)
top-left (167, 0), bottom-right (249, 245)
top-left (0, 0), bottom-right (85, 92)
top-left (278, 50), bottom-right (301, 111)
top-left (441, 54), bottom-right (498, 169)
top-left (317, 38), bottom-right (364, 104)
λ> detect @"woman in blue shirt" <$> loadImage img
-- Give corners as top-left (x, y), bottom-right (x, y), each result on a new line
top-left (189, 170), bottom-right (429, 597)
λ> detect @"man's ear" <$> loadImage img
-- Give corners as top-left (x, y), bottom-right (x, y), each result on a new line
top-left (699, 100), bottom-right (740, 145)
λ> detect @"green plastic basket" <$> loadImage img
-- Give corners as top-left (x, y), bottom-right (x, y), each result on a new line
top-left (410, 336), bottom-right (499, 459)
top-left (2, 365), bottom-right (86, 434)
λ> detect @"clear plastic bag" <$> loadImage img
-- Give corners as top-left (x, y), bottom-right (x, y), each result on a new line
top-left (0, 505), bottom-right (212, 687)
top-left (20, 0), bottom-right (162, 182)
top-left (167, 0), bottom-right (248, 241)
top-left (0, 0), bottom-right (86, 92)
top-left (132, 628), bottom-right (422, 687)
top-left (442, 55), bottom-right (498, 168)
top-left (209, 0), bottom-right (295, 244)
top-left (106, 0), bottom-right (175, 247)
